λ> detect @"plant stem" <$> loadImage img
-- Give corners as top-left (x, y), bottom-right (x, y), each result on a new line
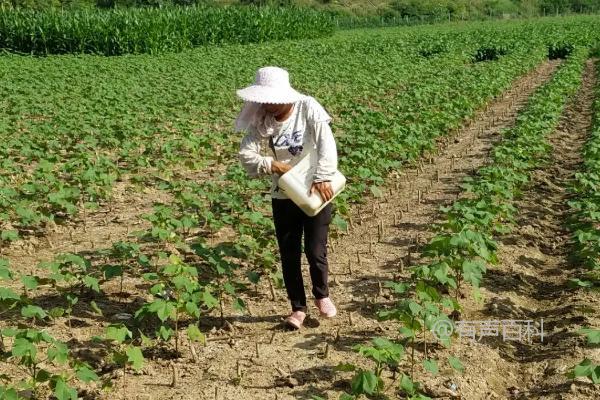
top-left (120, 273), bottom-right (125, 300)
top-left (175, 309), bottom-right (179, 355)
top-left (423, 324), bottom-right (428, 359)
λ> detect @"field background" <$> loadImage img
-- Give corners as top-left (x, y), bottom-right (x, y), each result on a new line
top-left (3, 0), bottom-right (600, 20)
top-left (1, 3), bottom-right (600, 400)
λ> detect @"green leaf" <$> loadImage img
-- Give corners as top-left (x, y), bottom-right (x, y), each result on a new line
top-left (572, 358), bottom-right (595, 378)
top-left (569, 278), bottom-right (593, 288)
top-left (400, 373), bottom-right (416, 395)
top-left (1, 230), bottom-right (19, 242)
top-left (462, 259), bottom-right (485, 287)
top-left (0, 287), bottom-right (20, 301)
top-left (125, 346), bottom-right (144, 371)
top-left (399, 326), bottom-right (416, 338)
top-left (53, 377), bottom-right (77, 400)
top-left (158, 325), bottom-right (173, 341)
top-left (384, 281), bottom-right (408, 294)
top-left (76, 365), bottom-right (99, 383)
top-left (578, 328), bottom-right (600, 345)
top-left (247, 271), bottom-right (260, 284)
top-left (83, 275), bottom-right (100, 292)
top-left (12, 338), bottom-right (36, 360)
top-left (423, 358), bottom-right (439, 375)
top-left (186, 324), bottom-right (205, 344)
top-left (20, 275), bottom-right (39, 290)
top-left (35, 368), bottom-right (52, 382)
top-left (184, 301), bottom-right (200, 318)
top-left (103, 265), bottom-right (123, 280)
top-left (0, 387), bottom-right (19, 400)
top-left (49, 307), bottom-right (65, 319)
top-left (21, 305), bottom-right (47, 320)
top-left (200, 289), bottom-right (219, 309)
top-left (66, 294), bottom-right (78, 307)
top-left (105, 324), bottom-right (132, 343)
top-left (148, 299), bottom-right (175, 322)
top-left (90, 301), bottom-right (103, 316)
top-left (0, 260), bottom-right (13, 280)
top-left (448, 356), bottom-right (464, 373)
top-left (233, 297), bottom-right (246, 313)
top-left (408, 301), bottom-right (422, 315)
top-left (350, 370), bottom-right (381, 395)
top-left (47, 342), bottom-right (69, 365)
top-left (332, 214), bottom-right (348, 232)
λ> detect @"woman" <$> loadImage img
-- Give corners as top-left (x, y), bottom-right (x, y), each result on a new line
top-left (234, 66), bottom-right (338, 329)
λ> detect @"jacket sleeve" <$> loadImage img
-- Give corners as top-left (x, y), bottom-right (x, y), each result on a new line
top-left (238, 130), bottom-right (274, 178)
top-left (312, 120), bottom-right (338, 183)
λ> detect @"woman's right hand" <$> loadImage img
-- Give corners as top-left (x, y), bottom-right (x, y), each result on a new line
top-left (271, 161), bottom-right (292, 175)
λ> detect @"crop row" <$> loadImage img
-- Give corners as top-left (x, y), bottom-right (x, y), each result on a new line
top-left (566, 60), bottom-right (600, 385)
top-left (338, 47), bottom-right (589, 399)
top-left (4, 19), bottom-right (585, 245)
top-left (0, 5), bottom-right (334, 56)
top-left (568, 63), bottom-right (600, 288)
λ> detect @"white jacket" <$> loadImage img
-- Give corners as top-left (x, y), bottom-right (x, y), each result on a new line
top-left (238, 96), bottom-right (338, 199)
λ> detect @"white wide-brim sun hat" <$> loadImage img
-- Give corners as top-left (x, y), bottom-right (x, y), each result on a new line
top-left (236, 66), bottom-right (305, 104)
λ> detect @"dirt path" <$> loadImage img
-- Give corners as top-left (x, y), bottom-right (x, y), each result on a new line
top-left (450, 60), bottom-right (600, 400)
top-left (94, 61), bottom-right (563, 400)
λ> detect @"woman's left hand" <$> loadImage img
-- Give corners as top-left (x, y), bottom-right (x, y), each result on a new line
top-left (311, 181), bottom-right (334, 202)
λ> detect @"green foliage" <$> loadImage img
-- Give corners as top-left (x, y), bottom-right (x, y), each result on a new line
top-left (135, 253), bottom-right (209, 354)
top-left (0, 5), bottom-right (335, 55)
top-left (336, 337), bottom-right (409, 397)
top-left (565, 59), bottom-right (600, 385)
top-left (566, 61), bottom-right (600, 286)
top-left (102, 323), bottom-right (145, 373)
top-left (0, 328), bottom-right (97, 399)
top-left (569, 358), bottom-right (600, 383)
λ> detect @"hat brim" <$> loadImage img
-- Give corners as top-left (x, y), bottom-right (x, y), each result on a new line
top-left (236, 85), bottom-right (304, 104)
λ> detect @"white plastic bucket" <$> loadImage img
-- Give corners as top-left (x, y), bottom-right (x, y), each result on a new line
top-left (277, 151), bottom-right (346, 217)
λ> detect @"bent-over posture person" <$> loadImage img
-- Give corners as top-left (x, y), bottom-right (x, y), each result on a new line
top-left (234, 66), bottom-right (338, 329)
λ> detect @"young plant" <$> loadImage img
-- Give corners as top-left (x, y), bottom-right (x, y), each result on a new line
top-left (0, 328), bottom-right (98, 400)
top-left (135, 254), bottom-right (206, 355)
top-left (39, 253), bottom-right (100, 328)
top-left (336, 337), bottom-right (403, 398)
top-left (101, 324), bottom-right (145, 388)
top-left (192, 242), bottom-right (246, 325)
top-left (568, 328), bottom-right (600, 384)
top-left (101, 241), bottom-right (149, 298)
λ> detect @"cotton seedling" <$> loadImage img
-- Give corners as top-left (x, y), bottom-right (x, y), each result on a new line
top-left (0, 328), bottom-right (98, 400)
top-left (101, 324), bottom-right (145, 388)
top-left (135, 254), bottom-right (206, 355)
top-left (101, 241), bottom-right (149, 298)
top-left (38, 253), bottom-right (100, 328)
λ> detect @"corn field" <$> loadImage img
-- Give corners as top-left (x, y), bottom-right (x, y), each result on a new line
top-left (0, 5), bottom-right (335, 56)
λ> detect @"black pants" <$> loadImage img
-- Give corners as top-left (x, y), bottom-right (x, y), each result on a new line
top-left (272, 198), bottom-right (332, 312)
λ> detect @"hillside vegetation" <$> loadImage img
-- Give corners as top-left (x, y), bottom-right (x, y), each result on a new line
top-left (2, 0), bottom-right (599, 20)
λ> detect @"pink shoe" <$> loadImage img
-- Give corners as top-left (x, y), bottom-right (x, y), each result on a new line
top-left (314, 297), bottom-right (337, 318)
top-left (285, 310), bottom-right (306, 329)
